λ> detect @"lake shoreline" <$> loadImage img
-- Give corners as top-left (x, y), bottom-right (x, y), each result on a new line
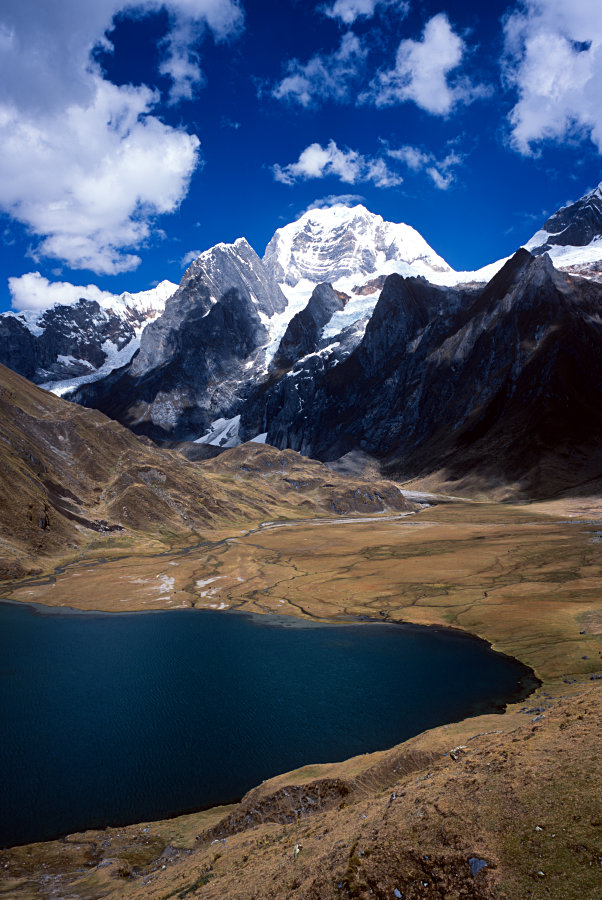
top-left (1, 498), bottom-right (600, 898)
top-left (0, 597), bottom-right (538, 849)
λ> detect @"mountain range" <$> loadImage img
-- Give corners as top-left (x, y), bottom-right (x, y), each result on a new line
top-left (2, 182), bottom-right (602, 499)
top-left (0, 280), bottom-right (176, 394)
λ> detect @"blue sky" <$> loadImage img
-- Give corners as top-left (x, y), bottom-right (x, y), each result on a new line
top-left (1, 0), bottom-right (601, 312)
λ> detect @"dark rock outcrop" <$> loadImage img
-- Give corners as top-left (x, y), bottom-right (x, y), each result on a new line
top-left (530, 183), bottom-right (602, 252)
top-left (271, 283), bottom-right (345, 371)
top-left (243, 251), bottom-right (602, 497)
top-left (0, 299), bottom-right (136, 384)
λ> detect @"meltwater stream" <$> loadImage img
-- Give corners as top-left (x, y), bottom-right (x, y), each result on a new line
top-left (0, 602), bottom-right (537, 847)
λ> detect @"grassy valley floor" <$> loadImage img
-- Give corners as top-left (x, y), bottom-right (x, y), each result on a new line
top-left (1, 496), bottom-right (601, 898)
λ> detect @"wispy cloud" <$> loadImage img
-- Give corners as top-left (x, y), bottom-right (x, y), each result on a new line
top-left (273, 140), bottom-right (403, 187)
top-left (272, 32), bottom-right (367, 107)
top-left (387, 144), bottom-right (464, 189)
top-left (321, 0), bottom-right (408, 26)
top-left (503, 0), bottom-right (602, 154)
top-left (158, 1), bottom-right (244, 104)
top-left (181, 249), bottom-right (202, 268)
top-left (302, 193), bottom-right (365, 213)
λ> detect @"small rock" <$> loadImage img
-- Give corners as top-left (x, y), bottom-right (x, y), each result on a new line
top-left (394, 890), bottom-right (402, 899)
top-left (535, 826), bottom-right (543, 831)
top-left (468, 857), bottom-right (488, 876)
top-left (537, 870), bottom-right (545, 877)
top-left (449, 745), bottom-right (468, 761)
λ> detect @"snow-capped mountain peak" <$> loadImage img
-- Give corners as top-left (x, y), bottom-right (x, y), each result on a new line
top-left (523, 181), bottom-right (602, 276)
top-left (263, 203), bottom-right (453, 291)
top-left (0, 279), bottom-right (178, 396)
top-left (107, 280), bottom-right (178, 323)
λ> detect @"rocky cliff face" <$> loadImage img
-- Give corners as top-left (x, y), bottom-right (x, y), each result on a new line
top-left (71, 240), bottom-right (289, 441)
top-left (524, 182), bottom-right (602, 279)
top-left (0, 282), bottom-right (175, 393)
top-left (528, 183), bottom-right (602, 252)
top-left (271, 283), bottom-right (346, 371)
top-left (242, 250), bottom-right (602, 496)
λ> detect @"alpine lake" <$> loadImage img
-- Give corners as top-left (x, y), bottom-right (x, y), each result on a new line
top-left (3, 496), bottom-right (601, 850)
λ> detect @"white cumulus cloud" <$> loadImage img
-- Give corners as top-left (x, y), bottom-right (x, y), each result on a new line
top-left (321, 0), bottom-right (408, 26)
top-left (503, 0), bottom-right (602, 154)
top-left (273, 141), bottom-right (403, 188)
top-left (1, 79), bottom-right (200, 274)
top-left (0, 0), bottom-right (243, 274)
top-left (366, 13), bottom-right (483, 115)
top-left (272, 32), bottom-right (367, 107)
top-left (8, 272), bottom-right (117, 312)
top-left (0, 0), bottom-right (243, 114)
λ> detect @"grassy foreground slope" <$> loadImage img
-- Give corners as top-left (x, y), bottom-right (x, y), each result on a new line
top-left (2, 681), bottom-right (600, 899)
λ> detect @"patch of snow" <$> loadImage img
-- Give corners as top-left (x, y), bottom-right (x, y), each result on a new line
top-left (30, 279), bottom-right (178, 396)
top-left (430, 257), bottom-right (510, 286)
top-left (527, 236), bottom-right (602, 269)
top-left (322, 293), bottom-right (379, 339)
top-left (42, 335), bottom-right (143, 397)
top-left (4, 309), bottom-right (46, 336)
top-left (249, 432), bottom-right (268, 443)
top-left (262, 282), bottom-right (314, 365)
top-left (195, 415), bottom-right (241, 448)
top-left (157, 575), bottom-right (175, 591)
top-left (126, 574), bottom-right (175, 594)
top-left (56, 354), bottom-right (94, 368)
top-left (196, 577), bottom-right (222, 589)
top-left (106, 280), bottom-right (177, 320)
top-left (196, 575), bottom-right (228, 599)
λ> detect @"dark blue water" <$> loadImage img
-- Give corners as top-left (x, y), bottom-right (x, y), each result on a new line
top-left (0, 602), bottom-right (536, 847)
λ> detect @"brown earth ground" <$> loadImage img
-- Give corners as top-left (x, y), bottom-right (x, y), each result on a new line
top-left (1, 494), bottom-right (601, 899)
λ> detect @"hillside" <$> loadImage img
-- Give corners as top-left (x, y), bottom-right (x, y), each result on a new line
top-left (0, 363), bottom-right (412, 580)
top-left (3, 678), bottom-right (600, 899)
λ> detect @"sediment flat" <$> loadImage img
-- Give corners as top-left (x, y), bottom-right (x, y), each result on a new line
top-left (3, 498), bottom-right (601, 682)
